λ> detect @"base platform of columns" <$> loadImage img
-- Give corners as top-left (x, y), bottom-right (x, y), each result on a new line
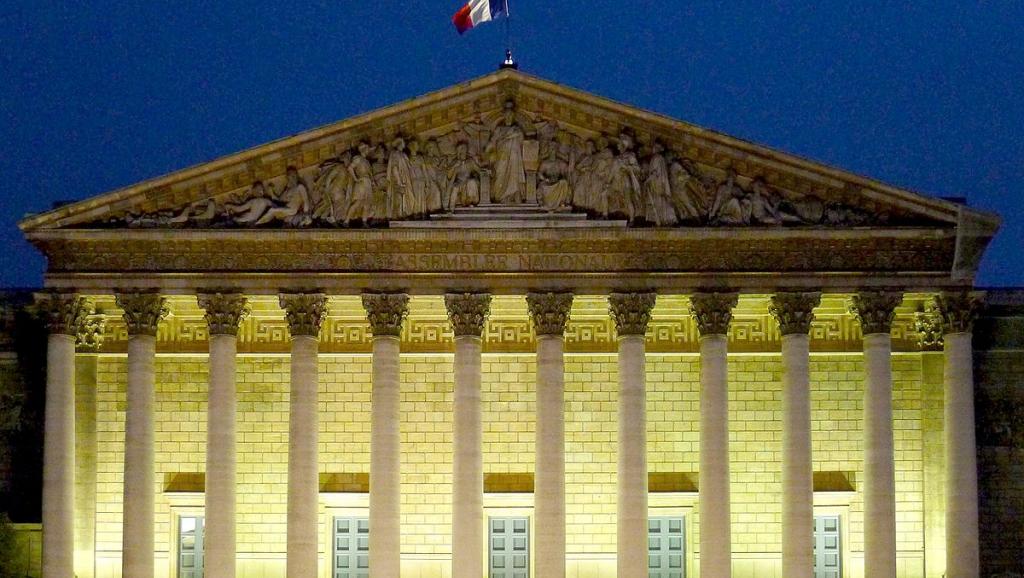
top-left (389, 204), bottom-right (628, 228)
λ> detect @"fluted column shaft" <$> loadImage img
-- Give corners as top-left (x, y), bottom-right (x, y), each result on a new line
top-left (116, 292), bottom-right (167, 578)
top-left (851, 291), bottom-right (902, 578)
top-left (281, 293), bottom-right (328, 578)
top-left (770, 292), bottom-right (820, 578)
top-left (446, 293), bottom-right (491, 578)
top-left (37, 292), bottom-right (91, 578)
top-left (199, 293), bottom-right (248, 578)
top-left (610, 292), bottom-right (656, 578)
top-left (444, 293), bottom-right (491, 578)
top-left (528, 292), bottom-right (574, 578)
top-left (936, 293), bottom-right (982, 578)
top-left (363, 293), bottom-right (410, 578)
top-left (691, 292), bottom-right (738, 578)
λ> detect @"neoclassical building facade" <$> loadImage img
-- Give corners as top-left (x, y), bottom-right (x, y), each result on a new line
top-left (14, 70), bottom-right (1014, 578)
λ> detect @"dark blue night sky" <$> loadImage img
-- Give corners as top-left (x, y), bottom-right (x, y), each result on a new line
top-left (2, 1), bottom-right (1022, 287)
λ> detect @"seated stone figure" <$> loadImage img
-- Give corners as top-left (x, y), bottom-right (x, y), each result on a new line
top-left (254, 168), bottom-right (312, 227)
top-left (224, 181), bottom-right (275, 225)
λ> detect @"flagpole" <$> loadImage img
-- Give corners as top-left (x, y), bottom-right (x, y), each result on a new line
top-left (501, 0), bottom-right (518, 69)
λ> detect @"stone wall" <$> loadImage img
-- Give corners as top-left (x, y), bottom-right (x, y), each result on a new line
top-left (81, 351), bottom-right (930, 578)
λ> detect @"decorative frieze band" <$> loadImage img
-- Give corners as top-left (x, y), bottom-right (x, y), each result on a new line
top-left (114, 291), bottom-right (168, 337)
top-left (609, 292), bottom-right (657, 336)
top-left (526, 292), bottom-right (574, 336)
top-left (769, 292), bottom-right (822, 336)
top-left (689, 292), bottom-right (739, 336)
top-left (849, 291), bottom-right (903, 335)
top-left (197, 292), bottom-right (250, 336)
top-left (279, 293), bottom-right (328, 337)
top-left (444, 293), bottom-right (492, 337)
top-left (934, 291), bottom-right (985, 335)
top-left (34, 291), bottom-right (92, 336)
top-left (362, 293), bottom-right (410, 337)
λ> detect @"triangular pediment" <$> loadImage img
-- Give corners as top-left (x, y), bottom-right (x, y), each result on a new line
top-left (18, 69), bottom-right (996, 234)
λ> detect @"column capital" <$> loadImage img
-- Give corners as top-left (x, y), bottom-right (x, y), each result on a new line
top-left (362, 293), bottom-right (410, 337)
top-left (34, 291), bottom-right (92, 336)
top-left (526, 292), bottom-right (574, 337)
top-left (115, 291), bottom-right (168, 337)
top-left (769, 291), bottom-right (821, 336)
top-left (76, 313), bottom-right (106, 352)
top-left (849, 291), bottom-right (903, 336)
top-left (609, 292), bottom-right (656, 337)
top-left (444, 293), bottom-right (492, 337)
top-left (915, 303), bottom-right (944, 351)
top-left (934, 291), bottom-right (985, 335)
top-left (279, 292), bottom-right (328, 337)
top-left (198, 292), bottom-right (250, 337)
top-left (689, 292), bottom-right (738, 337)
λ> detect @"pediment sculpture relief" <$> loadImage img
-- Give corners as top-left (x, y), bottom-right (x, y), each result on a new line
top-left (114, 100), bottom-right (875, 229)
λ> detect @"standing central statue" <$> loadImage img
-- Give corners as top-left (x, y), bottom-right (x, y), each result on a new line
top-left (486, 100), bottom-right (527, 204)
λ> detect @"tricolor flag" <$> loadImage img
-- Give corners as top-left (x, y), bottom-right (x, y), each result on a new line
top-left (453, 0), bottom-right (508, 35)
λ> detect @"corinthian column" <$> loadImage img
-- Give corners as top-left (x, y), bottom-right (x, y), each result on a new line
top-left (690, 292), bottom-right (738, 578)
top-left (445, 292), bottom-right (492, 578)
top-left (115, 291), bottom-right (168, 578)
top-left (527, 292), bottom-right (574, 578)
top-left (935, 292), bottom-right (983, 578)
top-left (197, 292), bottom-right (249, 578)
top-left (362, 292), bottom-right (410, 578)
top-left (609, 292), bottom-right (656, 578)
top-left (280, 292), bottom-right (328, 578)
top-left (36, 291), bottom-right (91, 578)
top-left (850, 291), bottom-right (903, 578)
top-left (769, 291), bottom-right (820, 578)
top-left (75, 313), bottom-right (104, 578)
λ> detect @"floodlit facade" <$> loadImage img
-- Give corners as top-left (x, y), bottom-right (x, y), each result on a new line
top-left (9, 70), bottom-right (1021, 578)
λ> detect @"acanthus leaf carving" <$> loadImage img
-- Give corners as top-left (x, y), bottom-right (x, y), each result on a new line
top-left (608, 292), bottom-right (657, 337)
top-left (279, 292), bottom-right (328, 337)
top-left (849, 291), bottom-right (904, 335)
top-left (769, 291), bottom-right (822, 336)
top-left (934, 291), bottom-right (985, 335)
top-left (197, 292), bottom-right (250, 336)
top-left (689, 292), bottom-right (739, 336)
top-left (34, 291), bottom-right (93, 336)
top-left (526, 292), bottom-right (574, 336)
top-left (115, 291), bottom-right (169, 337)
top-left (444, 293), bottom-right (492, 337)
top-left (361, 293), bottom-right (410, 337)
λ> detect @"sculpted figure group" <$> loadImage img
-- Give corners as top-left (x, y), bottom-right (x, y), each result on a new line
top-left (122, 100), bottom-right (871, 228)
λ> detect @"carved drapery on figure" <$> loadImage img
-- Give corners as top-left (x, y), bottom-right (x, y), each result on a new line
top-left (608, 292), bottom-right (657, 336)
top-left (526, 292), bottom-right (574, 336)
top-left (115, 292), bottom-right (169, 337)
top-left (110, 99), bottom-right (878, 231)
top-left (769, 292), bottom-right (822, 336)
top-left (444, 293), bottom-right (492, 337)
top-left (690, 292), bottom-right (739, 336)
top-left (197, 292), bottom-right (250, 337)
top-left (849, 291), bottom-right (903, 335)
top-left (934, 291), bottom-right (985, 335)
top-left (279, 293), bottom-right (328, 337)
top-left (362, 293), bottom-right (411, 337)
top-left (35, 292), bottom-right (92, 336)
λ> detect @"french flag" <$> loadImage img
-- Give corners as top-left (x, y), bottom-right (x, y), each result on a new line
top-left (453, 0), bottom-right (507, 35)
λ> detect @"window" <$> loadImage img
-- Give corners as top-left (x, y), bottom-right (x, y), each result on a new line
top-left (333, 517), bottom-right (369, 578)
top-left (489, 516), bottom-right (529, 578)
top-left (648, 516), bottom-right (685, 578)
top-left (178, 516), bottom-right (204, 578)
top-left (813, 515), bottom-right (842, 578)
